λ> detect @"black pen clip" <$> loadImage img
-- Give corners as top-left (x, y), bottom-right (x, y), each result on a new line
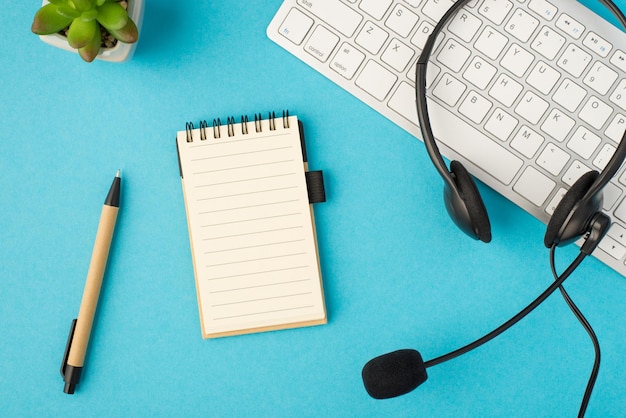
top-left (61, 319), bottom-right (77, 378)
top-left (60, 318), bottom-right (83, 394)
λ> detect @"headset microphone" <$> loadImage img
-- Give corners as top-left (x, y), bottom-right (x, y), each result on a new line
top-left (362, 349), bottom-right (427, 399)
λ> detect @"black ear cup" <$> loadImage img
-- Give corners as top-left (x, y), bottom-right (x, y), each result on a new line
top-left (445, 161), bottom-right (492, 243)
top-left (544, 171), bottom-right (601, 248)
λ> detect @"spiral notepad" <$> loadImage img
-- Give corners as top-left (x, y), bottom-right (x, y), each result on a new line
top-left (176, 112), bottom-right (327, 338)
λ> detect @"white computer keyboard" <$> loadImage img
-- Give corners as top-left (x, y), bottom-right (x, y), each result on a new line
top-left (267, 0), bottom-right (626, 277)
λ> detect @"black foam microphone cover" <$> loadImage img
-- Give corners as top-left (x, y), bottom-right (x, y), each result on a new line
top-left (362, 349), bottom-right (428, 399)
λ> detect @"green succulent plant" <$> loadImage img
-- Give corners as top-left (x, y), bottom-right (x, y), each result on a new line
top-left (32, 0), bottom-right (139, 62)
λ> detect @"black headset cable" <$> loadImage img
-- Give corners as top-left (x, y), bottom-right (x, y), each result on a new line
top-left (550, 245), bottom-right (601, 418)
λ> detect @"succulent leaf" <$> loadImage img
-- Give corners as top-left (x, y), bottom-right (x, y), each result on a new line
top-left (96, 2), bottom-right (128, 31)
top-left (56, 5), bottom-right (81, 19)
top-left (78, 26), bottom-right (101, 62)
top-left (96, 0), bottom-right (106, 6)
top-left (107, 17), bottom-right (138, 43)
top-left (48, 0), bottom-right (68, 5)
top-left (81, 10), bottom-right (99, 21)
top-left (67, 16), bottom-right (98, 49)
top-left (31, 4), bottom-right (73, 35)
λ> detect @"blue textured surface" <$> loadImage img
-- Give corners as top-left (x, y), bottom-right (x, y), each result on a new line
top-left (1, 1), bottom-right (625, 416)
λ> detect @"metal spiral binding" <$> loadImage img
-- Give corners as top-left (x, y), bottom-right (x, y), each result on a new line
top-left (241, 115), bottom-right (249, 135)
top-left (254, 113), bottom-right (263, 133)
top-left (282, 110), bottom-right (290, 129)
top-left (212, 118), bottom-right (221, 139)
top-left (269, 111), bottom-right (277, 131)
top-left (185, 122), bottom-right (194, 143)
top-left (199, 120), bottom-right (208, 141)
top-left (186, 110), bottom-right (291, 141)
top-left (227, 117), bottom-right (236, 137)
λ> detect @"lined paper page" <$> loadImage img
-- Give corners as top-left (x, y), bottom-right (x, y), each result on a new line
top-left (177, 115), bottom-right (326, 338)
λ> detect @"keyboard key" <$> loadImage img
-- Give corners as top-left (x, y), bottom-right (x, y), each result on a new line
top-left (355, 60), bottom-right (397, 101)
top-left (459, 91), bottom-right (493, 123)
top-left (593, 143), bottom-right (617, 170)
top-left (432, 73), bottom-right (466, 107)
top-left (602, 183), bottom-right (622, 210)
top-left (485, 108), bottom-right (518, 141)
top-left (478, 0), bottom-right (514, 25)
top-left (546, 187), bottom-right (567, 215)
top-left (511, 126), bottom-right (544, 158)
top-left (553, 78), bottom-right (587, 112)
top-left (514, 166), bottom-right (556, 206)
top-left (505, 9), bottom-right (539, 43)
top-left (607, 223), bottom-right (626, 246)
top-left (579, 96), bottom-right (613, 130)
top-left (278, 8), bottom-right (314, 45)
top-left (583, 31), bottom-right (612, 58)
top-left (583, 62), bottom-right (619, 95)
top-left (356, 22), bottom-right (389, 54)
top-left (532, 27), bottom-right (566, 60)
top-left (305, 26), bottom-right (340, 62)
top-left (609, 79), bottom-right (626, 112)
top-left (537, 143), bottom-right (570, 175)
top-left (515, 91), bottom-right (549, 124)
top-left (360, 0), bottom-right (392, 20)
top-left (613, 198), bottom-right (626, 223)
top-left (474, 26), bottom-right (508, 60)
top-left (463, 56), bottom-right (497, 89)
top-left (556, 13), bottom-right (585, 40)
top-left (619, 170), bottom-right (626, 187)
top-left (557, 44), bottom-right (592, 77)
top-left (296, 0), bottom-right (362, 37)
top-left (411, 21), bottom-right (437, 50)
top-left (528, 0), bottom-right (558, 21)
top-left (541, 109), bottom-right (575, 142)
top-left (448, 9), bottom-right (482, 42)
top-left (605, 113), bottom-right (626, 143)
top-left (422, 0), bottom-right (454, 22)
top-left (526, 61), bottom-right (561, 94)
top-left (437, 39), bottom-right (471, 72)
top-left (597, 235), bottom-right (626, 260)
top-left (408, 60), bottom-right (441, 87)
top-left (330, 43), bottom-right (365, 79)
top-left (388, 81), bottom-right (419, 123)
top-left (385, 4), bottom-right (419, 37)
top-left (501, 44), bottom-right (535, 77)
top-left (489, 74), bottom-right (523, 107)
top-left (403, 0), bottom-right (422, 7)
top-left (562, 160), bottom-right (590, 186)
top-left (459, 91), bottom-right (492, 124)
top-left (382, 38), bottom-right (415, 72)
top-left (567, 126), bottom-right (601, 160)
top-left (610, 50), bottom-right (626, 72)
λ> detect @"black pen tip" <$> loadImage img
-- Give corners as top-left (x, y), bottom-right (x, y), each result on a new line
top-left (105, 172), bottom-right (121, 207)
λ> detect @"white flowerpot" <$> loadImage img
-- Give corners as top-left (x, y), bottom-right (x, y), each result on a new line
top-left (38, 0), bottom-right (145, 62)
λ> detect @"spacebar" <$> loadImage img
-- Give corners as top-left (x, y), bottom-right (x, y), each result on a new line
top-left (427, 100), bottom-right (523, 184)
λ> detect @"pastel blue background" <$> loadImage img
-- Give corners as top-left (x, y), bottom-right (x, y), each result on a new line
top-left (2, 1), bottom-right (625, 417)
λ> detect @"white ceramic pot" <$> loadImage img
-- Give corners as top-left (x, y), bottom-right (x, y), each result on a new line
top-left (38, 0), bottom-right (145, 62)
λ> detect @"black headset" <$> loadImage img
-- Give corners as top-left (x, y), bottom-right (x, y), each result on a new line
top-left (362, 0), bottom-right (626, 414)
